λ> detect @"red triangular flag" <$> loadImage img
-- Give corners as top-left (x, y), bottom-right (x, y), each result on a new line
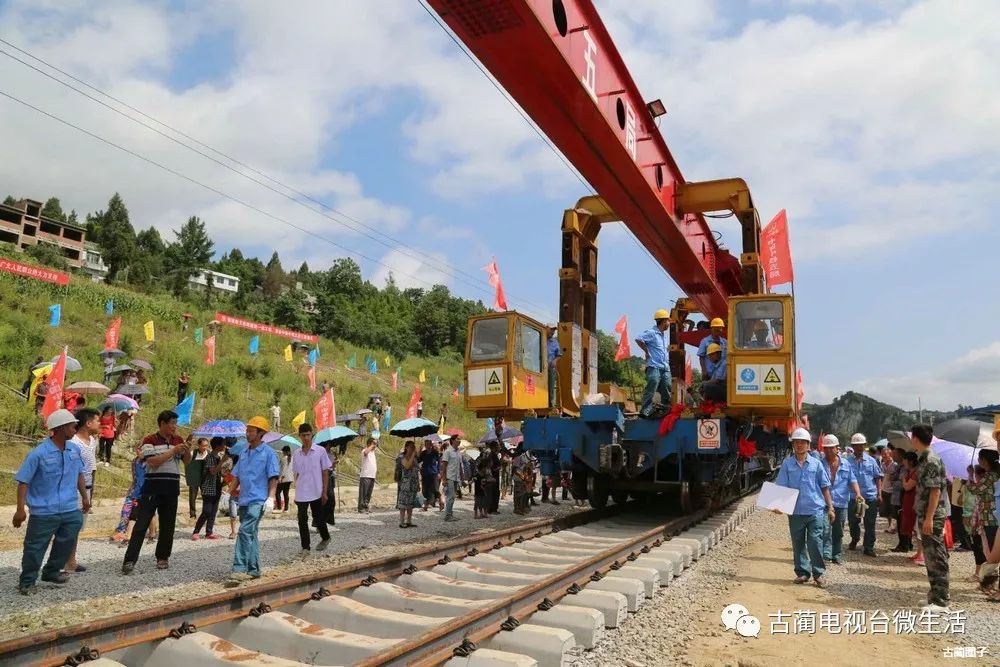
top-left (204, 336), bottom-right (216, 366)
top-left (314, 388), bottom-right (337, 429)
top-left (482, 257), bottom-right (508, 311)
top-left (760, 209), bottom-right (795, 289)
top-left (391, 370), bottom-right (398, 391)
top-left (613, 315), bottom-right (630, 361)
top-left (41, 347), bottom-right (67, 419)
top-left (795, 369), bottom-right (805, 412)
top-left (406, 384), bottom-right (422, 419)
top-left (307, 365), bottom-right (316, 391)
top-left (104, 317), bottom-right (121, 350)
top-left (684, 354), bottom-right (693, 386)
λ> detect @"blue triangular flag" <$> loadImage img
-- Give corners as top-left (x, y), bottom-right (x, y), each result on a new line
top-left (486, 417), bottom-right (494, 432)
top-left (175, 391), bottom-right (196, 427)
top-left (458, 383), bottom-right (464, 393)
top-left (308, 348), bottom-right (318, 366)
top-left (48, 304), bottom-right (61, 327)
top-left (383, 406), bottom-right (392, 432)
top-left (105, 299), bottom-right (114, 316)
top-left (367, 358), bottom-right (377, 375)
top-left (249, 336), bottom-right (260, 355)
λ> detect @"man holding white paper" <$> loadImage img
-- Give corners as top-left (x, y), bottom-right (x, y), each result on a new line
top-left (775, 428), bottom-right (836, 588)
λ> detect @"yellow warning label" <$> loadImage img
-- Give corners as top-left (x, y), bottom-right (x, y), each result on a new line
top-left (486, 369), bottom-right (503, 394)
top-left (763, 368), bottom-right (781, 383)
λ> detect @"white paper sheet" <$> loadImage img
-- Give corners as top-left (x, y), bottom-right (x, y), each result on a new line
top-left (756, 481), bottom-right (799, 515)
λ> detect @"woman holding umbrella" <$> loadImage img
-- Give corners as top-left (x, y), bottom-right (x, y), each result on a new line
top-left (395, 441), bottom-right (421, 528)
top-left (966, 449), bottom-right (1000, 597)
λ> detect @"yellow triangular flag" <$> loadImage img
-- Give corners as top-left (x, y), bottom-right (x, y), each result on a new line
top-left (384, 356), bottom-right (391, 367)
top-left (283, 344), bottom-right (293, 362)
top-left (419, 369), bottom-right (426, 383)
top-left (291, 410), bottom-right (306, 432)
top-left (143, 320), bottom-right (155, 342)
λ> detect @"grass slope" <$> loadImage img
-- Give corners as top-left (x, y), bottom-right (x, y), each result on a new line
top-left (0, 269), bottom-right (479, 502)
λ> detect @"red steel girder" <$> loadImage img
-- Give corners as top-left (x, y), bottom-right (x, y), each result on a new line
top-left (428, 0), bottom-right (740, 316)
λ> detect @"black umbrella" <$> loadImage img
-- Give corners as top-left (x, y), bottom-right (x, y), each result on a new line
top-left (113, 384), bottom-right (150, 396)
top-left (130, 359), bottom-right (154, 371)
top-left (389, 417), bottom-right (439, 438)
top-left (108, 364), bottom-right (134, 375)
top-left (479, 426), bottom-right (523, 444)
top-left (98, 349), bottom-right (126, 359)
top-left (933, 418), bottom-right (993, 448)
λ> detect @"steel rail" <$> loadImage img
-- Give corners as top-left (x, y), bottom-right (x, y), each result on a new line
top-left (0, 506), bottom-right (618, 666)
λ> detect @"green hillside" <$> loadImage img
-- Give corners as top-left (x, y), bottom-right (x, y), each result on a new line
top-left (0, 267), bottom-right (479, 502)
top-left (803, 391), bottom-right (920, 443)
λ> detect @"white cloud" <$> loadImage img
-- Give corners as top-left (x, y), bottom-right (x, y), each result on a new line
top-left (371, 248), bottom-right (451, 290)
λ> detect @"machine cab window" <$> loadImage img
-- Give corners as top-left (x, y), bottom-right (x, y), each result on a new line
top-left (518, 322), bottom-right (543, 373)
top-left (734, 300), bottom-right (784, 350)
top-left (470, 317), bottom-right (509, 362)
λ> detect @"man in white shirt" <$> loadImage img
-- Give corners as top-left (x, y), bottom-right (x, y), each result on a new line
top-left (440, 435), bottom-right (462, 522)
top-left (357, 438), bottom-right (377, 513)
top-left (65, 407), bottom-right (99, 574)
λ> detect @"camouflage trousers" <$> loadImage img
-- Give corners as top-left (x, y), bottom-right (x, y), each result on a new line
top-left (920, 518), bottom-right (950, 607)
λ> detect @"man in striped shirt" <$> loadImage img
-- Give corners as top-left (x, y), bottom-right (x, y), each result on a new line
top-left (122, 410), bottom-right (192, 574)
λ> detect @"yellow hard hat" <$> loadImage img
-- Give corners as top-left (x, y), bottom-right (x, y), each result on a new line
top-left (710, 317), bottom-right (725, 328)
top-left (247, 416), bottom-right (270, 432)
top-left (653, 309), bottom-right (670, 321)
top-left (707, 343), bottom-right (722, 355)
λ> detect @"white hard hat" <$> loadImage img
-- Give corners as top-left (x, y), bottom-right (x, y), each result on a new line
top-left (790, 427), bottom-right (811, 442)
top-left (850, 433), bottom-right (867, 445)
top-left (822, 434), bottom-right (840, 448)
top-left (46, 409), bottom-right (77, 430)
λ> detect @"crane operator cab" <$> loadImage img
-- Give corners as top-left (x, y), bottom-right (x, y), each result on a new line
top-left (724, 293), bottom-right (796, 419)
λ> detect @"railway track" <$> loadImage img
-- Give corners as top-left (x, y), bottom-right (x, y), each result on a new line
top-left (2, 500), bottom-right (754, 667)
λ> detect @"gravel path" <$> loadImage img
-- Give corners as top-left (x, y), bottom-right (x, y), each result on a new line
top-left (572, 498), bottom-right (989, 666)
top-left (0, 492), bottom-right (584, 642)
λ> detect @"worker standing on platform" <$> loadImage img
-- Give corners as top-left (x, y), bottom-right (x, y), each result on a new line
top-left (820, 434), bottom-right (862, 565)
top-left (912, 424), bottom-right (951, 610)
top-left (634, 309), bottom-right (671, 418)
top-left (847, 433), bottom-right (883, 557)
top-left (697, 318), bottom-right (727, 377)
top-left (701, 342), bottom-right (727, 403)
top-left (547, 325), bottom-right (561, 410)
top-left (775, 427), bottom-right (835, 587)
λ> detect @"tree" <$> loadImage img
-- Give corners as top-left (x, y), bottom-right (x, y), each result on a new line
top-left (128, 227), bottom-right (166, 289)
top-left (24, 242), bottom-right (69, 270)
top-left (262, 251), bottom-right (285, 297)
top-left (165, 216), bottom-right (214, 295)
top-left (273, 289), bottom-right (310, 332)
top-left (3, 195), bottom-right (17, 206)
top-left (66, 209), bottom-right (79, 225)
top-left (413, 285), bottom-right (452, 356)
top-left (41, 197), bottom-right (67, 222)
top-left (90, 193), bottom-right (136, 282)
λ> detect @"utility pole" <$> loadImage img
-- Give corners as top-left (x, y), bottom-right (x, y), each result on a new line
top-left (918, 396), bottom-right (923, 423)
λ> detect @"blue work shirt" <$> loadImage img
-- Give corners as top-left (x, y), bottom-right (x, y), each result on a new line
top-left (697, 335), bottom-right (727, 360)
top-left (849, 451), bottom-right (882, 501)
top-left (808, 449), bottom-right (822, 461)
top-left (547, 336), bottom-right (562, 365)
top-left (232, 442), bottom-right (280, 507)
top-left (776, 454), bottom-right (831, 515)
top-left (637, 326), bottom-right (669, 370)
top-left (15, 438), bottom-right (84, 516)
top-left (704, 355), bottom-right (726, 381)
top-left (822, 455), bottom-right (858, 508)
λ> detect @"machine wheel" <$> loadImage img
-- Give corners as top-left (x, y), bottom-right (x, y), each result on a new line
top-left (610, 490), bottom-right (630, 506)
top-left (587, 473), bottom-right (610, 509)
top-left (678, 481), bottom-right (692, 514)
top-left (571, 471), bottom-right (588, 501)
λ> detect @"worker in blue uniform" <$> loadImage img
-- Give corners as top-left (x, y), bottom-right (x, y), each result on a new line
top-left (847, 432), bottom-right (882, 556)
top-left (701, 342), bottom-right (727, 403)
top-left (698, 317), bottom-right (727, 376)
top-left (546, 325), bottom-right (561, 410)
top-left (634, 309), bottom-right (671, 418)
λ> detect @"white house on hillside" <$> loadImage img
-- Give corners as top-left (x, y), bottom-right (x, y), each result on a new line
top-left (189, 269), bottom-right (239, 293)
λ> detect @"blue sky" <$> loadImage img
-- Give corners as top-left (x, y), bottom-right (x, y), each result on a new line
top-left (0, 0), bottom-right (996, 410)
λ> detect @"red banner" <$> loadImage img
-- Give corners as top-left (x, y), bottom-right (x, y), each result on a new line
top-left (613, 315), bottom-right (630, 361)
top-left (0, 258), bottom-right (69, 286)
top-left (42, 348), bottom-right (67, 419)
top-left (760, 209), bottom-right (794, 288)
top-left (307, 365), bottom-right (316, 391)
top-left (204, 336), bottom-right (216, 366)
top-left (482, 257), bottom-right (508, 311)
top-left (104, 317), bottom-right (121, 350)
top-left (314, 388), bottom-right (337, 430)
top-left (796, 369), bottom-right (805, 412)
top-left (214, 312), bottom-right (319, 343)
top-left (406, 384), bottom-right (422, 419)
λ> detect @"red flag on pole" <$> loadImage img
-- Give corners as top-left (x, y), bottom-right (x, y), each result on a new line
top-left (406, 384), bottom-right (422, 419)
top-left (391, 370), bottom-right (398, 391)
top-left (307, 365), bottom-right (316, 391)
top-left (684, 354), bottom-right (693, 386)
top-left (796, 369), bottom-right (805, 412)
top-left (314, 388), bottom-right (337, 429)
top-left (204, 336), bottom-right (216, 366)
top-left (42, 347), bottom-right (67, 419)
top-left (613, 315), bottom-right (631, 361)
top-left (452, 387), bottom-right (460, 402)
top-left (482, 257), bottom-right (508, 311)
top-left (104, 317), bottom-right (121, 350)
top-left (760, 209), bottom-right (794, 289)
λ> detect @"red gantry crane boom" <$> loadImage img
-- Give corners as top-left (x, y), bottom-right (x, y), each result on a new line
top-left (427, 0), bottom-right (749, 317)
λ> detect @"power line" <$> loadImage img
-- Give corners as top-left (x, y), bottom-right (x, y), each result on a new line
top-left (0, 37), bottom-right (555, 317)
top-left (0, 87), bottom-right (557, 322)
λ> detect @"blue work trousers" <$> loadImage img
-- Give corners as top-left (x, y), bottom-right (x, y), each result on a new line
top-left (444, 479), bottom-right (458, 518)
top-left (788, 511), bottom-right (826, 579)
top-left (848, 496), bottom-right (879, 551)
top-left (822, 506), bottom-right (848, 561)
top-left (233, 502), bottom-right (264, 577)
top-left (640, 367), bottom-right (671, 417)
top-left (20, 510), bottom-right (83, 588)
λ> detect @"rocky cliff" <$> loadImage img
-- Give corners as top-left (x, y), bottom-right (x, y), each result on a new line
top-left (802, 391), bottom-right (953, 442)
